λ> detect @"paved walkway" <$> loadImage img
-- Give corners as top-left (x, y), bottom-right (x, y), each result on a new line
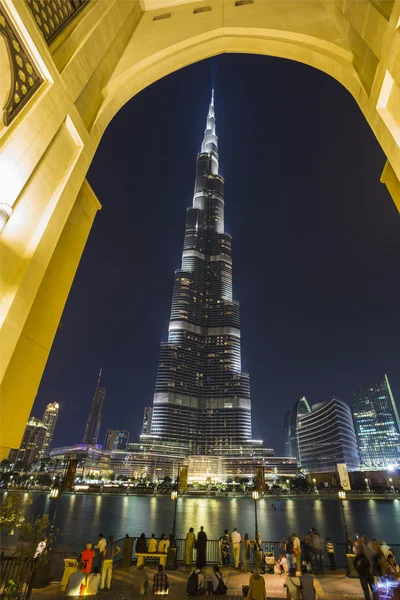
top-left (31, 565), bottom-right (366, 599)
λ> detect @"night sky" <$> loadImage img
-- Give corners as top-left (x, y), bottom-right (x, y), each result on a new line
top-left (33, 55), bottom-right (400, 455)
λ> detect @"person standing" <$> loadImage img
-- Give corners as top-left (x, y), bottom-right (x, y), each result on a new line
top-left (85, 567), bottom-right (101, 596)
top-left (292, 533), bottom-right (301, 574)
top-left (300, 565), bottom-right (315, 600)
top-left (231, 528), bottom-right (241, 569)
top-left (81, 542), bottom-right (95, 575)
top-left (247, 569), bottom-right (267, 600)
top-left (220, 530), bottom-right (230, 567)
top-left (196, 526), bottom-right (207, 567)
top-left (309, 529), bottom-right (324, 575)
top-left (284, 536), bottom-right (294, 571)
top-left (148, 534), bottom-right (157, 553)
top-left (242, 534), bottom-right (251, 573)
top-left (325, 538), bottom-right (336, 571)
top-left (94, 533), bottom-right (106, 571)
top-left (302, 535), bottom-right (312, 573)
top-left (100, 535), bottom-right (121, 591)
top-left (354, 537), bottom-right (374, 600)
top-left (284, 567), bottom-right (301, 600)
top-left (185, 528), bottom-right (196, 566)
top-left (153, 564), bottom-right (169, 595)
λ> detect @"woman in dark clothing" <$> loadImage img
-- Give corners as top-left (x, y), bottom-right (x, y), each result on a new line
top-left (302, 535), bottom-right (312, 573)
top-left (136, 533), bottom-right (148, 554)
top-left (196, 526), bottom-right (207, 567)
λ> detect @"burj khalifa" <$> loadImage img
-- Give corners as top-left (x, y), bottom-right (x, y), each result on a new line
top-left (150, 92), bottom-right (253, 455)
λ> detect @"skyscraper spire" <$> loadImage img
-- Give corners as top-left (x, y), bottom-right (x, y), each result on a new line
top-left (201, 89), bottom-right (218, 174)
top-left (83, 367), bottom-right (106, 445)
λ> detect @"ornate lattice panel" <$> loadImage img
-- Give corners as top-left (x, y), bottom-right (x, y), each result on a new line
top-left (25, 0), bottom-right (89, 44)
top-left (0, 3), bottom-right (43, 126)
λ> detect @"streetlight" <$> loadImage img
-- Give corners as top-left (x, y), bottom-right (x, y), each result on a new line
top-left (252, 490), bottom-right (259, 538)
top-left (313, 478), bottom-right (317, 492)
top-left (364, 478), bottom-right (370, 492)
top-left (389, 478), bottom-right (394, 493)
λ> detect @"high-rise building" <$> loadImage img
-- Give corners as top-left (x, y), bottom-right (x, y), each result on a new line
top-left (104, 429), bottom-right (129, 451)
top-left (284, 396), bottom-right (311, 464)
top-left (142, 407), bottom-right (153, 435)
top-left (351, 374), bottom-right (400, 469)
top-left (83, 368), bottom-right (106, 445)
top-left (40, 401), bottom-right (59, 457)
top-left (14, 417), bottom-right (47, 467)
top-left (150, 92), bottom-right (253, 455)
top-left (298, 396), bottom-right (360, 473)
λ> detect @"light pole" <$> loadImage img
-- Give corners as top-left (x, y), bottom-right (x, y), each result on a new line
top-left (364, 478), bottom-right (370, 492)
top-left (286, 479), bottom-right (290, 495)
top-left (338, 490), bottom-right (349, 548)
top-left (389, 478), bottom-right (394, 493)
top-left (49, 486), bottom-right (61, 533)
top-left (252, 490), bottom-right (262, 569)
top-left (171, 490), bottom-right (178, 541)
top-left (313, 478), bottom-right (317, 492)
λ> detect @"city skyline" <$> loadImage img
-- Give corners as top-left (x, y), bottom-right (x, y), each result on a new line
top-left (30, 55), bottom-right (400, 454)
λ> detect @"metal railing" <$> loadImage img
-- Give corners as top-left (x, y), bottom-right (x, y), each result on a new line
top-left (114, 538), bottom-right (400, 571)
top-left (0, 553), bottom-right (35, 600)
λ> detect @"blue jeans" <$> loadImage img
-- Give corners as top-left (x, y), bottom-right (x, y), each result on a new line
top-left (286, 554), bottom-right (292, 569)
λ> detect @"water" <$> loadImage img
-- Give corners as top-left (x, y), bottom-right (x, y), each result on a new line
top-left (2, 493), bottom-right (400, 551)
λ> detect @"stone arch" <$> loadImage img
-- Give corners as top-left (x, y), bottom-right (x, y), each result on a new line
top-left (93, 29), bottom-right (363, 145)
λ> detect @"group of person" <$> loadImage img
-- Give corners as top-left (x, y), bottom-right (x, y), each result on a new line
top-left (245, 565), bottom-right (317, 600)
top-left (353, 536), bottom-right (399, 600)
top-left (66, 534), bottom-right (121, 596)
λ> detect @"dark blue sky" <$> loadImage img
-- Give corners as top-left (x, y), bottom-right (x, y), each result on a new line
top-left (33, 54), bottom-right (400, 455)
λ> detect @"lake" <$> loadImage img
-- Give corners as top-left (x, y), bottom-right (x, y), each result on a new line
top-left (2, 493), bottom-right (400, 551)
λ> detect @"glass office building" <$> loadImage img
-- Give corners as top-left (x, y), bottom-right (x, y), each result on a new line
top-left (298, 396), bottom-right (360, 473)
top-left (150, 92), bottom-right (253, 454)
top-left (351, 374), bottom-right (400, 469)
top-left (284, 396), bottom-right (311, 464)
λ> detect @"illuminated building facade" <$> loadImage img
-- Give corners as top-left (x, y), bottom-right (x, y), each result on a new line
top-left (14, 417), bottom-right (47, 467)
top-left (40, 401), bottom-right (59, 457)
top-left (284, 396), bottom-right (311, 464)
top-left (351, 374), bottom-right (400, 469)
top-left (298, 397), bottom-right (360, 473)
top-left (151, 92), bottom-right (252, 454)
top-left (104, 429), bottom-right (129, 451)
top-left (83, 368), bottom-right (106, 445)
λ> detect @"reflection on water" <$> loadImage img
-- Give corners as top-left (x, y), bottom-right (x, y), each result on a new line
top-left (1, 493), bottom-right (399, 551)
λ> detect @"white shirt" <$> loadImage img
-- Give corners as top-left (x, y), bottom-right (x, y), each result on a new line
top-left (231, 530), bottom-right (241, 544)
top-left (195, 570), bottom-right (205, 590)
top-left (279, 557), bottom-right (289, 572)
top-left (66, 571), bottom-right (86, 596)
top-left (96, 537), bottom-right (107, 554)
top-left (34, 541), bottom-right (46, 558)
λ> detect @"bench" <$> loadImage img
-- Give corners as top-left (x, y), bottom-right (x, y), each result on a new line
top-left (135, 552), bottom-right (167, 568)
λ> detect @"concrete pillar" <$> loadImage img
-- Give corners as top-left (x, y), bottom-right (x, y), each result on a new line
top-left (0, 180), bottom-right (101, 460)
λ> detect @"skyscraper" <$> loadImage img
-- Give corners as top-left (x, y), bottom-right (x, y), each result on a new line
top-left (284, 396), bottom-right (311, 464)
top-left (298, 396), bottom-right (360, 473)
top-left (83, 368), bottom-right (106, 445)
top-left (351, 374), bottom-right (400, 469)
top-left (104, 429), bottom-right (129, 451)
top-left (150, 92), bottom-right (252, 455)
top-left (40, 401), bottom-right (59, 457)
top-left (14, 417), bottom-right (47, 467)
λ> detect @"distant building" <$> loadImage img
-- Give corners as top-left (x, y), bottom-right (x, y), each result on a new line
top-left (142, 407), bottom-right (153, 435)
top-left (298, 396), bottom-right (360, 473)
top-left (83, 368), bottom-right (106, 445)
top-left (104, 429), bottom-right (129, 451)
top-left (40, 402), bottom-right (59, 457)
top-left (14, 417), bottom-right (47, 467)
top-left (284, 396), bottom-right (311, 464)
top-left (351, 374), bottom-right (400, 469)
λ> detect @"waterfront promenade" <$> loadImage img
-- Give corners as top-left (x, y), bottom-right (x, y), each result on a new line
top-left (32, 565), bottom-right (368, 600)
